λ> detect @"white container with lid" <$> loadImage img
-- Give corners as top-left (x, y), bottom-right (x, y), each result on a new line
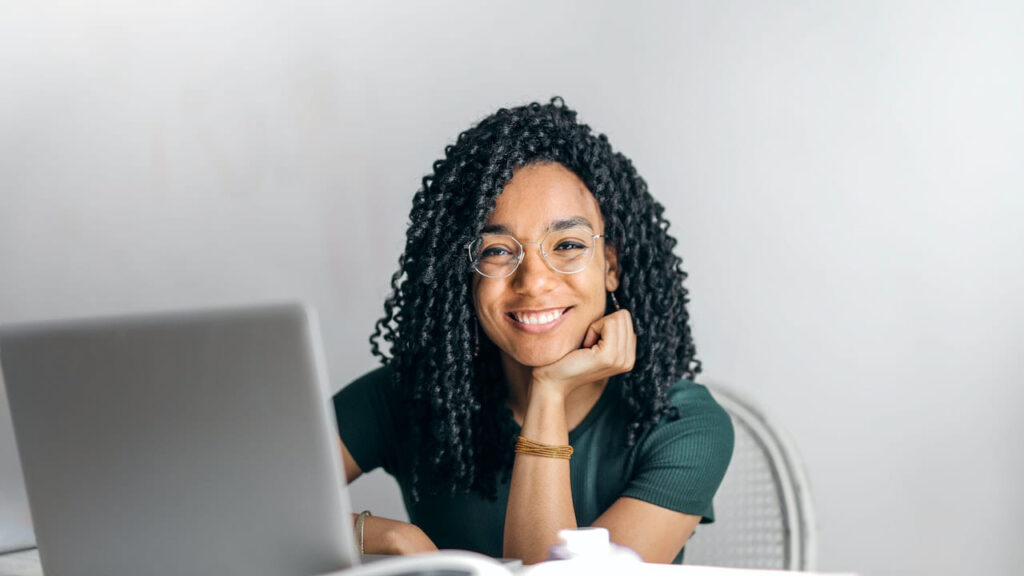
top-left (523, 527), bottom-right (642, 576)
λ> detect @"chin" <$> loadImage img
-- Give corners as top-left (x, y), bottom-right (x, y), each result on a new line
top-left (507, 341), bottom-right (577, 367)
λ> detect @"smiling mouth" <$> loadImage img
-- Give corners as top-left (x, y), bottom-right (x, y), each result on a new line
top-left (507, 307), bottom-right (572, 326)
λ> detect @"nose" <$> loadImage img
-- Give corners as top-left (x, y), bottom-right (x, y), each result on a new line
top-left (509, 243), bottom-right (557, 294)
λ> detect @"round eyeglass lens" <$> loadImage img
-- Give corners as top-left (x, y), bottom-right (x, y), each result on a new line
top-left (470, 235), bottom-right (521, 278)
top-left (541, 227), bottom-right (595, 273)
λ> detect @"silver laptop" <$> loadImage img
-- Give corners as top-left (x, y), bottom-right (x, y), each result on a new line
top-left (0, 370), bottom-right (35, 555)
top-left (0, 303), bottom-right (359, 576)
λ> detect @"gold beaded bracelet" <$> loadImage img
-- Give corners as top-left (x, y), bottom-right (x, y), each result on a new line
top-left (515, 436), bottom-right (574, 460)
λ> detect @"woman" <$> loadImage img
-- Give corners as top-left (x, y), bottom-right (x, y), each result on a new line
top-left (333, 98), bottom-right (733, 564)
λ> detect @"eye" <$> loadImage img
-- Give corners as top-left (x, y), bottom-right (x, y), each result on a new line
top-left (481, 246), bottom-right (512, 258)
top-left (554, 241), bottom-right (587, 251)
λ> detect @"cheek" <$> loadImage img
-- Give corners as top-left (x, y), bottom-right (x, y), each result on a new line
top-left (472, 284), bottom-right (503, 333)
top-left (572, 271), bottom-right (611, 317)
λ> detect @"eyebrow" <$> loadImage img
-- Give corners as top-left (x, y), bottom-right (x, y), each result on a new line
top-left (480, 217), bottom-right (595, 236)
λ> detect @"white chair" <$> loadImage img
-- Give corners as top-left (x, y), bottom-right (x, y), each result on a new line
top-left (683, 383), bottom-right (817, 570)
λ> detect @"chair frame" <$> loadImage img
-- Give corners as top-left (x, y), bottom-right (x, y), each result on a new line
top-left (699, 382), bottom-right (818, 571)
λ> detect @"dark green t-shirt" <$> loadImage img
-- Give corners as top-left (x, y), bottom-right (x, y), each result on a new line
top-left (333, 366), bottom-right (733, 563)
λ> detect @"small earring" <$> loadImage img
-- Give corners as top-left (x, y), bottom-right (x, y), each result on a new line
top-left (610, 291), bottom-right (621, 311)
top-left (473, 320), bottom-right (480, 358)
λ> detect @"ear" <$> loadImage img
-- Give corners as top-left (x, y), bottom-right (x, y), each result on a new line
top-left (604, 243), bottom-right (620, 292)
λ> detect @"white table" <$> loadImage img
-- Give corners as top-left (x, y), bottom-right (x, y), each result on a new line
top-left (1, 547), bottom-right (857, 576)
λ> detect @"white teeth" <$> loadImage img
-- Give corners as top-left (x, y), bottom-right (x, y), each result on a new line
top-left (514, 309), bottom-right (564, 325)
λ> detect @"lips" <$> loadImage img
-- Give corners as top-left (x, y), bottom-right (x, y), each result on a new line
top-left (508, 307), bottom-right (568, 325)
top-left (505, 307), bottom-right (572, 334)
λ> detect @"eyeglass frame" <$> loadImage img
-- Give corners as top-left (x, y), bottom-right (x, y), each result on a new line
top-left (465, 226), bottom-right (606, 279)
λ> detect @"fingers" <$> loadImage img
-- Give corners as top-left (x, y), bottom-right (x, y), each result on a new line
top-left (623, 310), bottom-right (636, 371)
top-left (582, 310), bottom-right (635, 375)
top-left (614, 309), bottom-right (635, 373)
top-left (582, 319), bottom-right (603, 348)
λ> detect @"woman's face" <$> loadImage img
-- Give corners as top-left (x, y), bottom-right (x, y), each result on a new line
top-left (472, 162), bottom-right (619, 368)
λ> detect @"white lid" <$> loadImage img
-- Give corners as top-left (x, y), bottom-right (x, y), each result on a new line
top-left (556, 527), bottom-right (611, 557)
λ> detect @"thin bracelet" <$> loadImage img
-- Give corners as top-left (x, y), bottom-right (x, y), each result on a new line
top-left (355, 510), bottom-right (372, 554)
top-left (515, 436), bottom-right (573, 460)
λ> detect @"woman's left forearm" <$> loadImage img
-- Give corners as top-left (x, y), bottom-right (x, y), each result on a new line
top-left (502, 383), bottom-right (577, 564)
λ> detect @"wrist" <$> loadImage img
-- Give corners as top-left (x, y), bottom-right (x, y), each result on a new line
top-left (355, 510), bottom-right (372, 554)
top-left (528, 376), bottom-right (569, 405)
top-left (381, 524), bottom-right (407, 554)
top-left (521, 382), bottom-right (569, 444)
top-left (386, 523), bottom-right (436, 555)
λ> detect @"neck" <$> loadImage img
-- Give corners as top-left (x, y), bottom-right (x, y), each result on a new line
top-left (500, 353), bottom-right (608, 430)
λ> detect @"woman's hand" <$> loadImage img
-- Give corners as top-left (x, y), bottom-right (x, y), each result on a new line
top-left (531, 309), bottom-right (636, 398)
top-left (361, 515), bottom-right (438, 555)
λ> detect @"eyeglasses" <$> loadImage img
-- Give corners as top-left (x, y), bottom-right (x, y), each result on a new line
top-left (466, 227), bottom-right (605, 279)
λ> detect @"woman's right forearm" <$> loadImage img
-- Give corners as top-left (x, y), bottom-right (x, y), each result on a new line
top-left (502, 384), bottom-right (577, 564)
top-left (354, 514), bottom-right (438, 555)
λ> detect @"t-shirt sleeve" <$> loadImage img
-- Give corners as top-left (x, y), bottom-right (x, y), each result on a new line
top-left (332, 365), bottom-right (401, 476)
top-left (621, 383), bottom-right (734, 524)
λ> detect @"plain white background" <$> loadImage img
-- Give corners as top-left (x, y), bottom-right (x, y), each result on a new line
top-left (1, 2), bottom-right (1021, 574)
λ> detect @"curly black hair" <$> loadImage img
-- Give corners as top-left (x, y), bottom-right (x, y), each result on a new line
top-left (369, 97), bottom-right (700, 500)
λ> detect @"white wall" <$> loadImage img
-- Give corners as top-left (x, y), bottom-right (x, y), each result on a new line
top-left (2, 2), bottom-right (1021, 574)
